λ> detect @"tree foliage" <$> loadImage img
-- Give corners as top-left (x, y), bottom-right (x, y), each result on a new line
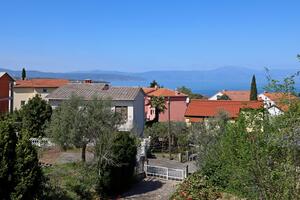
top-left (177, 86), bottom-right (204, 99)
top-left (144, 122), bottom-right (189, 153)
top-left (191, 71), bottom-right (300, 199)
top-left (47, 95), bottom-right (121, 162)
top-left (20, 94), bottom-right (52, 138)
top-left (21, 68), bottom-right (26, 80)
top-left (0, 120), bottom-right (44, 200)
top-left (149, 96), bottom-right (166, 122)
top-left (217, 94), bottom-right (230, 100)
top-left (149, 80), bottom-right (160, 88)
top-left (250, 75), bottom-right (258, 100)
top-left (96, 132), bottom-right (137, 197)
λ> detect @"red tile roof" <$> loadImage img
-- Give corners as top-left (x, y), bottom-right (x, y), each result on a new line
top-left (15, 79), bottom-right (69, 88)
top-left (261, 92), bottom-right (299, 111)
top-left (221, 90), bottom-right (251, 101)
top-left (262, 92), bottom-right (298, 102)
top-left (143, 88), bottom-right (187, 97)
top-left (142, 87), bottom-right (156, 94)
top-left (185, 100), bottom-right (263, 118)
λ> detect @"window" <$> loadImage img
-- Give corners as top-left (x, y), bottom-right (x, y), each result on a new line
top-left (21, 101), bottom-right (25, 106)
top-left (42, 88), bottom-right (48, 93)
top-left (115, 106), bottom-right (128, 122)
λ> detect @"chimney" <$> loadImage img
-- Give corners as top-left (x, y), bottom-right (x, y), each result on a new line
top-left (84, 79), bottom-right (92, 84)
top-left (102, 83), bottom-right (110, 90)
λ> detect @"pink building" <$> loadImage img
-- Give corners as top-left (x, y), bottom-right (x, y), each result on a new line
top-left (143, 87), bottom-right (188, 122)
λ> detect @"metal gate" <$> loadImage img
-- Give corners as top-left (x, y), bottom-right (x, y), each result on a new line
top-left (144, 164), bottom-right (186, 181)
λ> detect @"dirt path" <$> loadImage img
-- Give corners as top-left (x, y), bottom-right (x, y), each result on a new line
top-left (39, 147), bottom-right (94, 164)
top-left (121, 177), bottom-right (178, 200)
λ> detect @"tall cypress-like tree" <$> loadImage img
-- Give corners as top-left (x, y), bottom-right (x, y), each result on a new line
top-left (250, 75), bottom-right (258, 100)
top-left (21, 68), bottom-right (26, 80)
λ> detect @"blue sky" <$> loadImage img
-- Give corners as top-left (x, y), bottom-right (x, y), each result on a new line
top-left (0, 0), bottom-right (299, 72)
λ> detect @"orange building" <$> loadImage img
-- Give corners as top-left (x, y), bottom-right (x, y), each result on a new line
top-left (0, 72), bottom-right (14, 114)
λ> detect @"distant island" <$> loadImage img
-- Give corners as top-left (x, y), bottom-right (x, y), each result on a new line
top-left (2, 66), bottom-right (299, 96)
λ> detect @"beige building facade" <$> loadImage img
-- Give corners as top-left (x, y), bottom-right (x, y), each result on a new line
top-left (13, 79), bottom-right (69, 110)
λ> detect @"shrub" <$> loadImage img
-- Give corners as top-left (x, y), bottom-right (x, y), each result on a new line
top-left (96, 132), bottom-right (137, 197)
top-left (170, 172), bottom-right (221, 200)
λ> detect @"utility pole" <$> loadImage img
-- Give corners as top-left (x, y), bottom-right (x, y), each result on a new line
top-left (168, 96), bottom-right (171, 159)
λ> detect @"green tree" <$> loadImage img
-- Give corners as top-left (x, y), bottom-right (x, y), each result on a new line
top-left (217, 94), bottom-right (230, 100)
top-left (0, 120), bottom-right (44, 200)
top-left (48, 95), bottom-right (121, 162)
top-left (149, 96), bottom-right (166, 123)
top-left (21, 94), bottom-right (52, 137)
top-left (177, 86), bottom-right (204, 99)
top-left (0, 121), bottom-right (17, 199)
top-left (21, 68), bottom-right (26, 80)
top-left (250, 75), bottom-right (258, 100)
top-left (96, 132), bottom-right (137, 197)
top-left (11, 134), bottom-right (44, 199)
top-left (149, 80), bottom-right (160, 88)
top-left (144, 122), bottom-right (189, 153)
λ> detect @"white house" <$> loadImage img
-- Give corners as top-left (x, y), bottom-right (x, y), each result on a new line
top-left (46, 83), bottom-right (145, 136)
top-left (258, 92), bottom-right (299, 116)
top-left (209, 90), bottom-right (251, 101)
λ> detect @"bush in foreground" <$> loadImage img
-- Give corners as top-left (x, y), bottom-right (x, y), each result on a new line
top-left (170, 172), bottom-right (221, 200)
top-left (96, 131), bottom-right (137, 197)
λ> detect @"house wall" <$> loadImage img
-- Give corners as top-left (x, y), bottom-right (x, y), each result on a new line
top-left (208, 92), bottom-right (223, 100)
top-left (0, 75), bottom-right (14, 114)
top-left (268, 106), bottom-right (283, 116)
top-left (111, 100), bottom-right (134, 133)
top-left (48, 92), bottom-right (145, 137)
top-left (14, 87), bottom-right (57, 110)
top-left (159, 96), bottom-right (188, 122)
top-left (145, 96), bottom-right (155, 121)
top-left (258, 94), bottom-right (281, 116)
top-left (258, 94), bottom-right (275, 108)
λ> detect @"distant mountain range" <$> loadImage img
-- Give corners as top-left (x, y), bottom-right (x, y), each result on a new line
top-left (1, 67), bottom-right (299, 96)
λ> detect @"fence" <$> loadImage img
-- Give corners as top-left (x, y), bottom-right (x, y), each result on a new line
top-left (30, 138), bottom-right (55, 147)
top-left (144, 164), bottom-right (186, 181)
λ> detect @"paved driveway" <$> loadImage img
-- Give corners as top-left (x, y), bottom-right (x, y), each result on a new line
top-left (121, 177), bottom-right (178, 200)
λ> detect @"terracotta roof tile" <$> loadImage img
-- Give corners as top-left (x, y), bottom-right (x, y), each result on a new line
top-left (222, 90), bottom-right (251, 101)
top-left (185, 100), bottom-right (263, 118)
top-left (15, 79), bottom-right (69, 88)
top-left (142, 88), bottom-right (156, 94)
top-left (261, 92), bottom-right (299, 111)
top-left (143, 88), bottom-right (187, 97)
top-left (262, 92), bottom-right (298, 102)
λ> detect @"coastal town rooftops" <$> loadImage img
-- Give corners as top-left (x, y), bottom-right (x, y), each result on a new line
top-left (259, 92), bottom-right (299, 111)
top-left (46, 83), bottom-right (144, 101)
top-left (218, 90), bottom-right (251, 101)
top-left (143, 87), bottom-right (187, 97)
top-left (15, 79), bottom-right (69, 88)
top-left (185, 99), bottom-right (263, 118)
top-left (261, 92), bottom-right (298, 102)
